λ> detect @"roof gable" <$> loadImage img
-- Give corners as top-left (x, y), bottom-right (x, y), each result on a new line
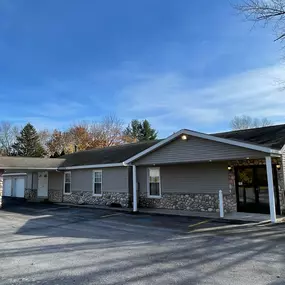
top-left (125, 129), bottom-right (281, 164)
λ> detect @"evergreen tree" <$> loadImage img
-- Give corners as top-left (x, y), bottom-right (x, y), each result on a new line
top-left (12, 123), bottom-right (46, 157)
top-left (60, 150), bottom-right (65, 156)
top-left (124, 119), bottom-right (158, 142)
top-left (124, 120), bottom-right (142, 141)
top-left (140, 120), bottom-right (158, 141)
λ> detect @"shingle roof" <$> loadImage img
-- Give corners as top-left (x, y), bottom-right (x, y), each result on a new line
top-left (0, 157), bottom-right (64, 169)
top-left (1, 124), bottom-right (285, 170)
top-left (60, 140), bottom-right (162, 167)
top-left (213, 124), bottom-right (285, 150)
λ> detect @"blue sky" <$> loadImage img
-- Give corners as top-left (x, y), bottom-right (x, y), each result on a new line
top-left (0, 0), bottom-right (284, 137)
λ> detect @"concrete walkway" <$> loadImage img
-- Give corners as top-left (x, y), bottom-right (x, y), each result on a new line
top-left (138, 208), bottom-right (284, 223)
top-left (57, 202), bottom-right (284, 223)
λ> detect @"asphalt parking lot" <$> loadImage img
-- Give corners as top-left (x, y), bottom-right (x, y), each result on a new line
top-left (0, 204), bottom-right (284, 285)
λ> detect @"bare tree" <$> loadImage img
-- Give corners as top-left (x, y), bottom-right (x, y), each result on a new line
top-left (235, 0), bottom-right (285, 41)
top-left (89, 115), bottom-right (126, 148)
top-left (38, 129), bottom-right (51, 153)
top-left (0, 121), bottom-right (19, 156)
top-left (46, 129), bottom-right (72, 156)
top-left (230, 115), bottom-right (273, 130)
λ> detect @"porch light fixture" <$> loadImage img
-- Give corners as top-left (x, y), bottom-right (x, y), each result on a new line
top-left (228, 166), bottom-right (232, 171)
top-left (276, 164), bottom-right (281, 170)
top-left (181, 134), bottom-right (187, 141)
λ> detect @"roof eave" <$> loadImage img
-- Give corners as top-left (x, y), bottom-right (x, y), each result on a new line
top-left (0, 167), bottom-right (59, 170)
top-left (58, 162), bottom-right (126, 170)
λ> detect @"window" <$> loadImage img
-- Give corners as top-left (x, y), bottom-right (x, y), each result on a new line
top-left (64, 172), bottom-right (71, 194)
top-left (148, 168), bottom-right (161, 198)
top-left (93, 170), bottom-right (102, 196)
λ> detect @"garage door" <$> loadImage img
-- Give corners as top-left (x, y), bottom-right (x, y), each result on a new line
top-left (3, 179), bottom-right (12, 197)
top-left (14, 178), bottom-right (25, 198)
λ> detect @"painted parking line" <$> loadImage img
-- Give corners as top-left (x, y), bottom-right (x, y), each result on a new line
top-left (100, 213), bottom-right (121, 219)
top-left (188, 219), bottom-right (211, 230)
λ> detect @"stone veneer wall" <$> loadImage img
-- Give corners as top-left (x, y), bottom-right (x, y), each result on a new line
top-left (48, 189), bottom-right (63, 203)
top-left (0, 171), bottom-right (3, 207)
top-left (63, 191), bottom-right (130, 208)
top-left (24, 189), bottom-right (38, 201)
top-left (138, 170), bottom-right (237, 213)
top-left (277, 168), bottom-right (285, 214)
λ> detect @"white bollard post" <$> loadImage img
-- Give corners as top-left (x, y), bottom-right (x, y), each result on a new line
top-left (219, 190), bottom-right (224, 218)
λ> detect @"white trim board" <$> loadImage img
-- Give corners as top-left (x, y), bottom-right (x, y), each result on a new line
top-left (58, 163), bottom-right (125, 170)
top-left (3, 173), bottom-right (27, 176)
top-left (124, 129), bottom-right (281, 164)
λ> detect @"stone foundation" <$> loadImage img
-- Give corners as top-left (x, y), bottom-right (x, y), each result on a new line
top-left (24, 189), bottom-right (37, 201)
top-left (277, 159), bottom-right (285, 214)
top-left (48, 189), bottom-right (63, 203)
top-left (63, 192), bottom-right (130, 208)
top-left (138, 192), bottom-right (236, 213)
top-left (138, 167), bottom-right (237, 213)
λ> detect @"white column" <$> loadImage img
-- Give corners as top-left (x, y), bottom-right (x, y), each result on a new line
top-left (132, 165), bottom-right (138, 212)
top-left (265, 156), bottom-right (277, 223)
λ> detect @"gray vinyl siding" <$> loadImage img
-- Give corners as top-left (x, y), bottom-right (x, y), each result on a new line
top-left (135, 136), bottom-right (267, 165)
top-left (103, 167), bottom-right (129, 193)
top-left (26, 173), bottom-right (38, 189)
top-left (71, 170), bottom-right (93, 192)
top-left (137, 162), bottom-right (229, 195)
top-left (70, 167), bottom-right (129, 193)
top-left (48, 171), bottom-right (63, 191)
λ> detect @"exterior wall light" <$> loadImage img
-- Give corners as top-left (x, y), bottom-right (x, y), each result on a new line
top-left (181, 135), bottom-right (187, 140)
top-left (228, 166), bottom-right (232, 171)
top-left (276, 164), bottom-right (281, 170)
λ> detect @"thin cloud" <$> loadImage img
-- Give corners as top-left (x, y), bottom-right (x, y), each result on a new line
top-left (116, 64), bottom-right (285, 135)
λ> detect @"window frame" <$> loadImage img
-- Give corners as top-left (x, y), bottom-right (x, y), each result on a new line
top-left (63, 171), bottom-right (72, 195)
top-left (147, 167), bottom-right (161, 198)
top-left (92, 170), bottom-right (103, 197)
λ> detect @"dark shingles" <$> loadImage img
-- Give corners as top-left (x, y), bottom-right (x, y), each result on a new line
top-left (0, 157), bottom-right (64, 169)
top-left (2, 124), bottom-right (285, 169)
top-left (60, 140), bottom-right (161, 167)
top-left (213, 124), bottom-right (285, 149)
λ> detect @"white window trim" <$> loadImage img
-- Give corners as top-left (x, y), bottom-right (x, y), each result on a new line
top-left (63, 171), bottom-right (71, 195)
top-left (92, 170), bottom-right (103, 197)
top-left (147, 167), bottom-right (161, 199)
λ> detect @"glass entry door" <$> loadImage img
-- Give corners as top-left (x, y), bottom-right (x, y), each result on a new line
top-left (235, 166), bottom-right (280, 214)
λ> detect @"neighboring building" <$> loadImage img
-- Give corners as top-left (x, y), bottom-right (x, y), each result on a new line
top-left (1, 124), bottom-right (285, 222)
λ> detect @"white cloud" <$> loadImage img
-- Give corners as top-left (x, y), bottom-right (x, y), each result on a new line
top-left (116, 64), bottom-right (285, 135)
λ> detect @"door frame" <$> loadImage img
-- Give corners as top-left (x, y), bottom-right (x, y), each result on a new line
top-left (37, 171), bottom-right (49, 198)
top-left (234, 165), bottom-right (280, 215)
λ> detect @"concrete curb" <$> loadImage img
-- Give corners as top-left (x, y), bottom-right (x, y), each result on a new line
top-left (53, 203), bottom-right (264, 224)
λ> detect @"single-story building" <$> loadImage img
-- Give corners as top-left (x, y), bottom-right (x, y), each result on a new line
top-left (1, 124), bottom-right (285, 222)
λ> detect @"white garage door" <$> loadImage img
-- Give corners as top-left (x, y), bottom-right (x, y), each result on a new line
top-left (14, 178), bottom-right (25, 198)
top-left (3, 179), bottom-right (12, 197)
